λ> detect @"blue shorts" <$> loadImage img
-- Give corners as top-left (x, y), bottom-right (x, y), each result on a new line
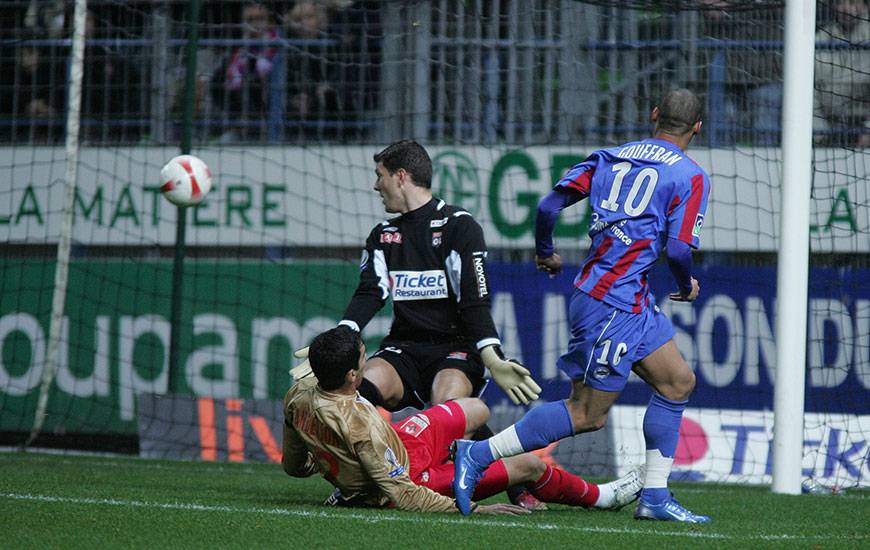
top-left (557, 290), bottom-right (675, 392)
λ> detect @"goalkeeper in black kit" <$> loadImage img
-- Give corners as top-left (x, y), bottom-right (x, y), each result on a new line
top-left (294, 140), bottom-right (540, 411)
top-left (292, 140), bottom-right (542, 508)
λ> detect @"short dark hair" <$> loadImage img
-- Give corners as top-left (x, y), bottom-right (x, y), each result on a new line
top-left (373, 140), bottom-right (432, 188)
top-left (656, 88), bottom-right (703, 135)
top-left (308, 327), bottom-right (363, 391)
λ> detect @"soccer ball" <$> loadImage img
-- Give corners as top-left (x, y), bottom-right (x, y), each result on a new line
top-left (159, 154), bottom-right (212, 207)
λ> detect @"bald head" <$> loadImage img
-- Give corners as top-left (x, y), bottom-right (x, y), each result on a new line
top-left (654, 89), bottom-right (703, 136)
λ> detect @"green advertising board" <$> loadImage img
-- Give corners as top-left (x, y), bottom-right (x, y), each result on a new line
top-left (0, 259), bottom-right (389, 435)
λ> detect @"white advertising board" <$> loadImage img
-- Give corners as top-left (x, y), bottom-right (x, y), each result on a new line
top-left (1, 146), bottom-right (866, 251)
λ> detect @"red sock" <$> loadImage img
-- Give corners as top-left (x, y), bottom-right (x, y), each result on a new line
top-left (471, 459), bottom-right (511, 501)
top-left (529, 465), bottom-right (600, 507)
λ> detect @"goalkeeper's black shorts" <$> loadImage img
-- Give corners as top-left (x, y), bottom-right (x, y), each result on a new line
top-left (370, 339), bottom-right (487, 410)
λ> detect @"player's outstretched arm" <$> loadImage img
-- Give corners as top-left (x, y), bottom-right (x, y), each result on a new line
top-left (475, 503), bottom-right (530, 515)
top-left (481, 345), bottom-right (542, 405)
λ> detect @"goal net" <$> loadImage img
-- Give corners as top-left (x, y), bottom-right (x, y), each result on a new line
top-left (0, 0), bottom-right (866, 489)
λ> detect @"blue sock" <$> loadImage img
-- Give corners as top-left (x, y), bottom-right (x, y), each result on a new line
top-left (641, 393), bottom-right (687, 504)
top-left (469, 401), bottom-right (574, 465)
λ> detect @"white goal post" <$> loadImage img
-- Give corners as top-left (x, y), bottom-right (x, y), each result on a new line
top-left (26, 0), bottom-right (89, 446)
top-left (772, 0), bottom-right (817, 495)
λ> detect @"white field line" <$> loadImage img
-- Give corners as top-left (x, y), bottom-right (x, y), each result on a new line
top-left (1, 492), bottom-right (868, 542)
top-left (2, 451), bottom-right (867, 500)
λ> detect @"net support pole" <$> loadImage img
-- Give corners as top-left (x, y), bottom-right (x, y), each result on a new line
top-left (167, 0), bottom-right (201, 392)
top-left (26, 0), bottom-right (88, 447)
top-left (772, 0), bottom-right (816, 495)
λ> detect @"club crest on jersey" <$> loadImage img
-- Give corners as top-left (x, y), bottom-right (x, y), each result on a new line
top-left (390, 270), bottom-right (448, 301)
top-left (380, 232), bottom-right (402, 244)
top-left (692, 214), bottom-right (704, 238)
top-left (592, 365), bottom-right (610, 380)
top-left (432, 231), bottom-right (442, 247)
top-left (384, 447), bottom-right (405, 478)
top-left (399, 414), bottom-right (430, 437)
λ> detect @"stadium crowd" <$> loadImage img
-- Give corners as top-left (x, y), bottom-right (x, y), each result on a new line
top-left (0, 0), bottom-right (868, 146)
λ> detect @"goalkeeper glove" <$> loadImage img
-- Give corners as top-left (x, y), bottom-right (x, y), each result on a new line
top-left (480, 345), bottom-right (541, 405)
top-left (289, 346), bottom-right (315, 382)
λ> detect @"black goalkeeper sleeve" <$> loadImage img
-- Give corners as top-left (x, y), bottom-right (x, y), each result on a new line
top-left (341, 227), bottom-right (388, 332)
top-left (451, 214), bottom-right (501, 350)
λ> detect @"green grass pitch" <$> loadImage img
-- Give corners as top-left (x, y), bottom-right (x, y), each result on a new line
top-left (1, 452), bottom-right (867, 549)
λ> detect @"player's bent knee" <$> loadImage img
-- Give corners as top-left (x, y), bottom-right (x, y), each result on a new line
top-left (589, 413), bottom-right (609, 432)
top-left (453, 397), bottom-right (489, 430)
top-left (431, 369), bottom-right (474, 404)
top-left (362, 361), bottom-right (404, 407)
top-left (570, 410), bottom-right (609, 433)
top-left (503, 454), bottom-right (546, 484)
top-left (667, 369), bottom-right (696, 401)
top-left (682, 370), bottom-right (697, 394)
top-left (523, 454), bottom-right (547, 480)
top-left (567, 401), bottom-right (609, 433)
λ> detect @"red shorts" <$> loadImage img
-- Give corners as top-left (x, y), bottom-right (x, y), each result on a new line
top-left (392, 401), bottom-right (509, 499)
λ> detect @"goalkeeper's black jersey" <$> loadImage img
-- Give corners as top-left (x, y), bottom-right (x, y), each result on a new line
top-left (341, 198), bottom-right (500, 350)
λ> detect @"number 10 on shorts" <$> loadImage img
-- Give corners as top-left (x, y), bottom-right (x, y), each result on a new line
top-left (596, 339), bottom-right (628, 366)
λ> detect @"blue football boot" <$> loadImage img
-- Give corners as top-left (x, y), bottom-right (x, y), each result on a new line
top-left (635, 494), bottom-right (711, 523)
top-left (450, 439), bottom-right (486, 516)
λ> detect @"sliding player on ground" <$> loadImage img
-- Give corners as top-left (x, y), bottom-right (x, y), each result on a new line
top-left (283, 327), bottom-right (643, 513)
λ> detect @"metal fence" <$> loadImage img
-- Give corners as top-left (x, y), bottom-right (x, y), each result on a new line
top-left (0, 0), bottom-right (866, 146)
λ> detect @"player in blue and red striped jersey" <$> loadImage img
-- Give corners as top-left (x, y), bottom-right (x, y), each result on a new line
top-left (453, 88), bottom-right (711, 523)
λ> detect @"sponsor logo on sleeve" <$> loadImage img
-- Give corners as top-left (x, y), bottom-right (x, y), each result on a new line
top-left (384, 447), bottom-right (405, 478)
top-left (472, 257), bottom-right (488, 297)
top-left (380, 232), bottom-right (402, 244)
top-left (390, 270), bottom-right (448, 301)
top-left (692, 214), bottom-right (704, 238)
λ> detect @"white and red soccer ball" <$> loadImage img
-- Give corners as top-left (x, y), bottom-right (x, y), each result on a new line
top-left (160, 154), bottom-right (212, 207)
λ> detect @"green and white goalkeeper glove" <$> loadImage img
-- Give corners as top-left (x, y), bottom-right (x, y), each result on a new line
top-left (481, 345), bottom-right (541, 405)
top-left (289, 346), bottom-right (315, 382)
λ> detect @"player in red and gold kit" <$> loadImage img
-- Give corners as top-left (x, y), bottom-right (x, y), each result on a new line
top-left (283, 327), bottom-right (642, 513)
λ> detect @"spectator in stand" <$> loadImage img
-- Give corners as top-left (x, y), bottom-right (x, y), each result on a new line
top-left (282, 0), bottom-right (343, 140)
top-left (24, 0), bottom-right (67, 38)
top-left (699, 1), bottom-right (784, 146)
top-left (0, 38), bottom-right (66, 143)
top-left (81, 10), bottom-right (146, 143)
top-left (814, 0), bottom-right (870, 147)
top-left (211, 2), bottom-right (280, 142)
top-left (169, 47), bottom-right (219, 142)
